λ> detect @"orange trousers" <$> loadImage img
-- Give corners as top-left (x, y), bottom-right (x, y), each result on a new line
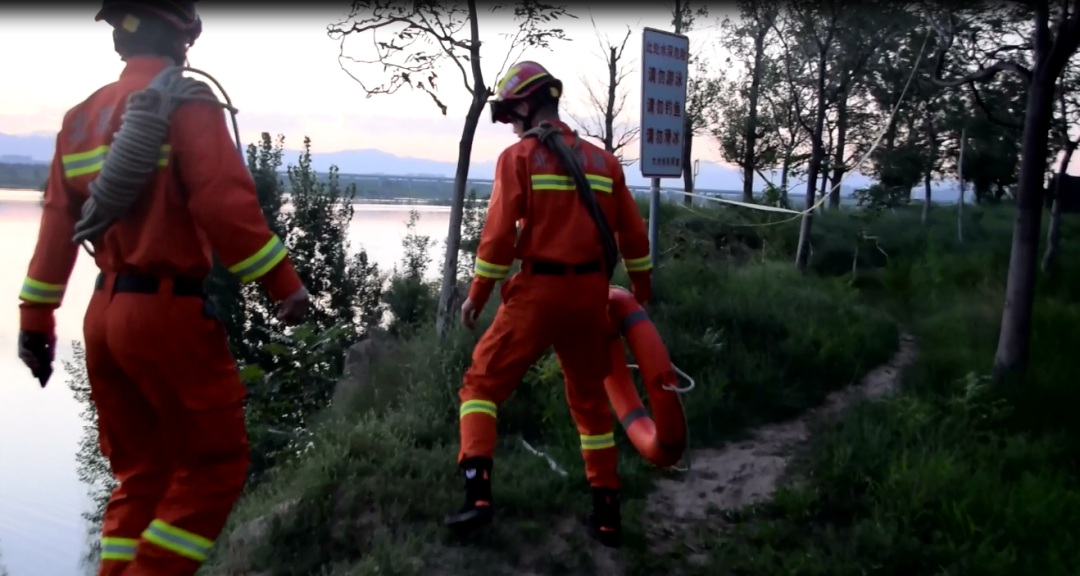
top-left (458, 268), bottom-right (619, 489)
top-left (84, 274), bottom-right (249, 576)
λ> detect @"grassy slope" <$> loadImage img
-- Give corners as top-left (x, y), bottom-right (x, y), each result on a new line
top-left (201, 200), bottom-right (899, 576)
top-left (678, 205), bottom-right (1080, 575)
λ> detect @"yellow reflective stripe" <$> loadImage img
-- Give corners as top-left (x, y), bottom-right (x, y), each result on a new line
top-left (19, 277), bottom-right (66, 304)
top-left (101, 537), bottom-right (138, 561)
top-left (580, 432), bottom-right (615, 450)
top-left (460, 399), bottom-right (497, 419)
top-left (141, 519), bottom-right (213, 562)
top-left (531, 174), bottom-right (575, 191)
top-left (511, 72), bottom-right (548, 95)
top-left (530, 173), bottom-right (613, 193)
top-left (474, 257), bottom-right (511, 279)
top-left (227, 235), bottom-right (288, 283)
top-left (586, 174), bottom-right (613, 194)
top-left (624, 255), bottom-right (652, 272)
top-left (62, 145), bottom-right (109, 178)
top-left (61, 144), bottom-right (171, 177)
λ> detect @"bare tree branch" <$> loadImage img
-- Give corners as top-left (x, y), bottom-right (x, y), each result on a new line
top-left (926, 7), bottom-right (1034, 88)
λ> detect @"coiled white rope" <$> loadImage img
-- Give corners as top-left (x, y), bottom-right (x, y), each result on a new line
top-left (72, 63), bottom-right (242, 255)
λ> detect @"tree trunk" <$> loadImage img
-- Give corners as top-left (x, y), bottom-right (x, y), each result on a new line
top-left (795, 48), bottom-right (830, 271)
top-left (902, 113), bottom-right (917, 202)
top-left (676, 2), bottom-right (695, 207)
top-left (993, 71), bottom-right (1057, 379)
top-left (742, 29), bottom-right (768, 203)
top-left (922, 172), bottom-right (932, 224)
top-left (819, 165), bottom-right (829, 213)
top-left (604, 45), bottom-right (617, 152)
top-left (682, 115), bottom-right (694, 206)
top-left (829, 89), bottom-right (849, 208)
top-left (922, 102), bottom-right (936, 225)
top-left (780, 153), bottom-right (791, 203)
top-left (435, 1), bottom-right (485, 339)
top-left (958, 128), bottom-right (965, 242)
top-left (1041, 143), bottom-right (1076, 275)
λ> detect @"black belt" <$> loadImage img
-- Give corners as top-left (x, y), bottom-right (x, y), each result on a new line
top-left (527, 260), bottom-right (603, 276)
top-left (95, 273), bottom-right (206, 297)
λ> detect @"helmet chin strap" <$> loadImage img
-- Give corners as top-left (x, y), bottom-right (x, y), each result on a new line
top-left (510, 105), bottom-right (542, 132)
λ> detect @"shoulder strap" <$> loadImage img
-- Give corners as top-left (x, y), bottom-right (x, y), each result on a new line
top-left (523, 122), bottom-right (618, 280)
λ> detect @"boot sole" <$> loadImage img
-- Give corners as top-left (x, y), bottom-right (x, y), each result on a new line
top-left (444, 508), bottom-right (494, 533)
top-left (587, 526), bottom-right (622, 549)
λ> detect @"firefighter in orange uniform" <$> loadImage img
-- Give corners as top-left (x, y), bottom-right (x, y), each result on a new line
top-left (445, 61), bottom-right (653, 548)
top-left (16, 2), bottom-right (310, 575)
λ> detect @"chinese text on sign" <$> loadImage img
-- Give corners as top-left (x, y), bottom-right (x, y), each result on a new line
top-left (639, 28), bottom-right (690, 179)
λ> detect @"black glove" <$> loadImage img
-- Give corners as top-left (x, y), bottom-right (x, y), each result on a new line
top-left (18, 331), bottom-right (55, 388)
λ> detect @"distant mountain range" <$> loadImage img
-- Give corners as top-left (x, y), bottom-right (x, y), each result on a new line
top-left (0, 131), bottom-right (964, 201)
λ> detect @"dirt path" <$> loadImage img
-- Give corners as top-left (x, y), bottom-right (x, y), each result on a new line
top-left (644, 331), bottom-right (917, 537)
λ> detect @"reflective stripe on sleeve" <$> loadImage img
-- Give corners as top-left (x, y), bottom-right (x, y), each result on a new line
top-left (19, 277), bottom-right (66, 304)
top-left (228, 235), bottom-right (288, 283)
top-left (460, 399), bottom-right (497, 419)
top-left (100, 537), bottom-right (138, 561)
top-left (157, 144), bottom-right (171, 168)
top-left (62, 145), bottom-right (109, 178)
top-left (580, 432), bottom-right (615, 450)
top-left (141, 519), bottom-right (213, 562)
top-left (62, 144), bottom-right (172, 178)
top-left (623, 255), bottom-right (652, 272)
top-left (474, 258), bottom-right (511, 280)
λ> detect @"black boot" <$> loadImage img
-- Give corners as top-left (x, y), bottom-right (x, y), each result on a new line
top-left (587, 487), bottom-right (622, 548)
top-left (444, 457), bottom-right (495, 531)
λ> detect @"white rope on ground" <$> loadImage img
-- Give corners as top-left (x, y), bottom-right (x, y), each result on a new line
top-left (660, 30), bottom-right (932, 224)
top-left (73, 63), bottom-right (242, 255)
top-left (520, 438), bottom-right (569, 477)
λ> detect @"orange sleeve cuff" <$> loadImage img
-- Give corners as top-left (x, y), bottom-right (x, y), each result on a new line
top-left (20, 305), bottom-right (56, 334)
top-left (468, 277), bottom-right (498, 311)
top-left (259, 257), bottom-right (304, 303)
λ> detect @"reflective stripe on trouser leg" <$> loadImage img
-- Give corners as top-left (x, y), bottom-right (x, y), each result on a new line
top-left (141, 519), bottom-right (214, 562)
top-left (458, 398), bottom-right (498, 463)
top-left (580, 432), bottom-right (619, 489)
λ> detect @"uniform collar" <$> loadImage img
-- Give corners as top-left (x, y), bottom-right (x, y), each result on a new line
top-left (120, 56), bottom-right (174, 79)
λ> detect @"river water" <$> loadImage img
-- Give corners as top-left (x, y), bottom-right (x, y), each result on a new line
top-left (0, 189), bottom-right (451, 576)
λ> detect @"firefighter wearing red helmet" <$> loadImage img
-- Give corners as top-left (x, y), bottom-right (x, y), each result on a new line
top-left (446, 61), bottom-right (653, 548)
top-left (16, 2), bottom-right (309, 574)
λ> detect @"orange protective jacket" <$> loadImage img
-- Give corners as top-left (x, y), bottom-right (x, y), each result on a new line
top-left (468, 120), bottom-right (652, 310)
top-left (19, 57), bottom-right (302, 333)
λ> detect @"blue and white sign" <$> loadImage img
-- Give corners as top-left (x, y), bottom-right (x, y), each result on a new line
top-left (639, 27), bottom-right (690, 179)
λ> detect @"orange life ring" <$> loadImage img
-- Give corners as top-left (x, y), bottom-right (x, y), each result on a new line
top-left (604, 287), bottom-right (687, 468)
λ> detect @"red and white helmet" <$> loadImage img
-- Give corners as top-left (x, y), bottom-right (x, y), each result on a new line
top-left (490, 61), bottom-right (563, 124)
top-left (96, 0), bottom-right (203, 45)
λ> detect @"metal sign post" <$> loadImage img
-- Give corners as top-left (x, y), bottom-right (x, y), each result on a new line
top-left (640, 27), bottom-right (690, 276)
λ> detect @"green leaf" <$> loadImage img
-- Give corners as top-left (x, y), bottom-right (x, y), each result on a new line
top-left (262, 342), bottom-right (291, 356)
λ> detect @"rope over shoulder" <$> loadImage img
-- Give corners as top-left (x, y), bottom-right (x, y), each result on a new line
top-left (522, 121), bottom-right (619, 279)
top-left (73, 63), bottom-right (242, 255)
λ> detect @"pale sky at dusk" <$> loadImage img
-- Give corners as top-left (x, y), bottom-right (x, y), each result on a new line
top-left (0, 3), bottom-right (736, 166)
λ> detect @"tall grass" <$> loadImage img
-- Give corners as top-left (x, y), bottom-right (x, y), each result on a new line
top-left (201, 201), bottom-right (899, 576)
top-left (664, 204), bottom-right (1080, 576)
